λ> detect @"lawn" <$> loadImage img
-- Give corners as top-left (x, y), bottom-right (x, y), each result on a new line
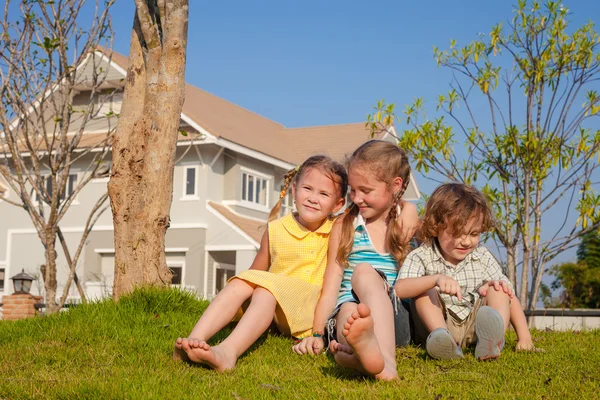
top-left (0, 288), bottom-right (598, 399)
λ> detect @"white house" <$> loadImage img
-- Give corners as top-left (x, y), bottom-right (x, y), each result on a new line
top-left (0, 48), bottom-right (420, 301)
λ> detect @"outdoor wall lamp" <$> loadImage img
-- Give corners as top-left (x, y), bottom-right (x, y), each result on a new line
top-left (10, 269), bottom-right (35, 294)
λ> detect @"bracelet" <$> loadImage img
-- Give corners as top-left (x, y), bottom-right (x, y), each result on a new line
top-left (312, 332), bottom-right (324, 338)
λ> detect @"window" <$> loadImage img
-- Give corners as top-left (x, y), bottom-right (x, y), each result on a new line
top-left (168, 260), bottom-right (185, 286)
top-left (169, 266), bottom-right (182, 285)
top-left (215, 263), bottom-right (235, 293)
top-left (184, 166), bottom-right (197, 197)
top-left (0, 268), bottom-right (4, 291)
top-left (281, 185), bottom-right (295, 215)
top-left (36, 174), bottom-right (78, 203)
top-left (241, 169), bottom-right (269, 207)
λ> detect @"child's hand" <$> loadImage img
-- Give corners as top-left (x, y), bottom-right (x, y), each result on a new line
top-left (516, 338), bottom-right (545, 352)
top-left (478, 280), bottom-right (514, 298)
top-left (292, 336), bottom-right (324, 355)
top-left (436, 275), bottom-right (462, 301)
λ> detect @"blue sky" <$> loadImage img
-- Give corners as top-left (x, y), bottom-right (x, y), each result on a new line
top-left (105, 1), bottom-right (599, 269)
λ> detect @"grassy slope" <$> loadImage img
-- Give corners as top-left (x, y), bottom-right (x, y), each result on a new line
top-left (0, 288), bottom-right (598, 400)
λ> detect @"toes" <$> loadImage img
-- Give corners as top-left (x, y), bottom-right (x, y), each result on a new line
top-left (357, 303), bottom-right (371, 317)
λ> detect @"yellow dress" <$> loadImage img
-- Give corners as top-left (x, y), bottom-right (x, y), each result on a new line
top-left (234, 213), bottom-right (333, 338)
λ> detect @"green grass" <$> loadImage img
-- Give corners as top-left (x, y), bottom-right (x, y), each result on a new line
top-left (0, 288), bottom-right (598, 399)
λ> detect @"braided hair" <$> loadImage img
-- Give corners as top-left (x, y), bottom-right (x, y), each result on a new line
top-left (337, 140), bottom-right (412, 268)
top-left (268, 155), bottom-right (348, 222)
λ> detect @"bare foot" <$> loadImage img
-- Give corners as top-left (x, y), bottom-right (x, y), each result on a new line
top-left (181, 338), bottom-right (237, 372)
top-left (375, 366), bottom-right (399, 381)
top-left (330, 340), bottom-right (363, 371)
top-left (342, 303), bottom-right (385, 376)
top-left (173, 337), bottom-right (190, 361)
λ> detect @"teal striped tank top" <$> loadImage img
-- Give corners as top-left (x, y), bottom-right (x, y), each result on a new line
top-left (335, 215), bottom-right (399, 306)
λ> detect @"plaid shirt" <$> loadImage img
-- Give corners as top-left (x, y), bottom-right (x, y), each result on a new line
top-left (397, 241), bottom-right (512, 321)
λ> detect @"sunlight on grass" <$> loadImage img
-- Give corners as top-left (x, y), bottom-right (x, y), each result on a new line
top-left (0, 288), bottom-right (598, 399)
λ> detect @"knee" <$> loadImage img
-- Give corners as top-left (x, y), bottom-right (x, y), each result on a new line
top-left (252, 287), bottom-right (276, 303)
top-left (350, 263), bottom-right (377, 285)
top-left (485, 286), bottom-right (511, 303)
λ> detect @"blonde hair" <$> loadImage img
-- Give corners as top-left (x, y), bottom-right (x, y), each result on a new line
top-left (268, 155), bottom-right (348, 221)
top-left (419, 182), bottom-right (494, 244)
top-left (337, 140), bottom-right (412, 268)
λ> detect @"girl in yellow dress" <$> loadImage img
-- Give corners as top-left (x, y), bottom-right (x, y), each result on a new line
top-left (173, 155), bottom-right (348, 371)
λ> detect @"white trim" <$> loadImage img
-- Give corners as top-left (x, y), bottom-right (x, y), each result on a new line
top-left (212, 262), bottom-right (218, 297)
top-left (209, 147), bottom-right (224, 168)
top-left (203, 251), bottom-right (209, 297)
top-left (91, 177), bottom-right (110, 183)
top-left (406, 172), bottom-right (421, 201)
top-left (240, 166), bottom-right (273, 181)
top-left (181, 165), bottom-right (199, 200)
top-left (177, 112), bottom-right (295, 171)
top-left (194, 145), bottom-right (205, 166)
top-left (221, 200), bottom-right (270, 215)
top-left (171, 223), bottom-right (208, 229)
top-left (95, 50), bottom-right (128, 76)
top-left (205, 244), bottom-right (256, 251)
top-left (94, 247), bottom-right (189, 254)
top-left (206, 202), bottom-right (260, 248)
top-left (215, 201), bottom-right (268, 223)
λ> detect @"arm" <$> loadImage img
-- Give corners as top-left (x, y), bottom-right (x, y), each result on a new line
top-left (395, 275), bottom-right (463, 301)
top-left (394, 250), bottom-right (463, 301)
top-left (248, 229), bottom-right (270, 271)
top-left (399, 200), bottom-right (418, 241)
top-left (293, 218), bottom-right (345, 355)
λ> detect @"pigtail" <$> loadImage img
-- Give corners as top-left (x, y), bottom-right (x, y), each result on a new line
top-left (268, 168), bottom-right (298, 222)
top-left (336, 203), bottom-right (359, 267)
top-left (387, 177), bottom-right (412, 268)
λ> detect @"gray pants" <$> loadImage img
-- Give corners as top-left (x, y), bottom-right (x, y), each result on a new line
top-left (326, 290), bottom-right (412, 348)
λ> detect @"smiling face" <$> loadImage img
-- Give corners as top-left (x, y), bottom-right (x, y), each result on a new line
top-left (437, 216), bottom-right (483, 266)
top-left (291, 168), bottom-right (345, 231)
top-left (348, 166), bottom-right (402, 222)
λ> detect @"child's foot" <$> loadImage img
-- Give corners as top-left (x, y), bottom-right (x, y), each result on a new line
top-left (181, 338), bottom-right (237, 372)
top-left (330, 340), bottom-right (362, 371)
top-left (342, 303), bottom-right (385, 376)
top-left (474, 306), bottom-right (505, 361)
top-left (173, 337), bottom-right (190, 361)
top-left (426, 328), bottom-right (464, 360)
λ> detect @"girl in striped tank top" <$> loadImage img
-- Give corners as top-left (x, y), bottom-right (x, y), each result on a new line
top-left (293, 140), bottom-right (417, 381)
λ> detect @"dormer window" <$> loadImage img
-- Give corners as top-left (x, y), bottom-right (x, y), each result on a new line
top-left (241, 168), bottom-right (270, 207)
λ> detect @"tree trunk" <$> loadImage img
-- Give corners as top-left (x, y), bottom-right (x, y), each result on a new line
top-left (42, 235), bottom-right (58, 312)
top-left (108, 1), bottom-right (188, 300)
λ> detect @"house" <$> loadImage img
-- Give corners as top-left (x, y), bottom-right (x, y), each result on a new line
top-left (0, 48), bottom-right (420, 301)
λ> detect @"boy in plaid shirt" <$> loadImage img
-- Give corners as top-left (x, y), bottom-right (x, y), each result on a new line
top-left (395, 183), bottom-right (536, 360)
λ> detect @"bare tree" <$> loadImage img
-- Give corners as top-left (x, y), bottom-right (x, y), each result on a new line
top-left (0, 0), bottom-right (116, 312)
top-left (108, 1), bottom-right (189, 300)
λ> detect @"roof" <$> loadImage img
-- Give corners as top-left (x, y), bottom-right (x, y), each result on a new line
top-left (99, 48), bottom-right (377, 166)
top-left (208, 201), bottom-right (266, 244)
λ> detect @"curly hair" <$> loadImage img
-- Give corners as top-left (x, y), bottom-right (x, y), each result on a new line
top-left (268, 155), bottom-right (348, 221)
top-left (418, 182), bottom-right (494, 243)
top-left (337, 140), bottom-right (412, 268)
